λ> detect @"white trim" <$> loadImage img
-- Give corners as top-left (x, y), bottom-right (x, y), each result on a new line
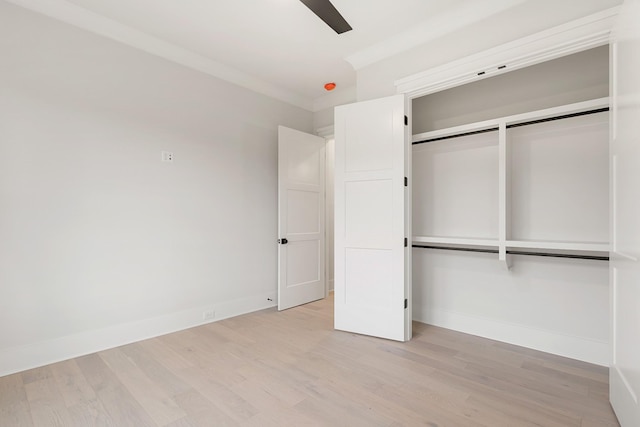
top-left (316, 125), bottom-right (335, 138)
top-left (498, 121), bottom-right (509, 266)
top-left (0, 292), bottom-right (276, 377)
top-left (396, 7), bottom-right (620, 99)
top-left (4, 0), bottom-right (313, 111)
top-left (414, 307), bottom-right (609, 366)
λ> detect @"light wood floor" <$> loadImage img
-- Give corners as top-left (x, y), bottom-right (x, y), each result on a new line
top-left (0, 295), bottom-right (619, 426)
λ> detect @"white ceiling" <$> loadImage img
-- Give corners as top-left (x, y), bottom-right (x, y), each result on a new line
top-left (2, 0), bottom-right (621, 110)
top-left (60, 0), bottom-right (474, 97)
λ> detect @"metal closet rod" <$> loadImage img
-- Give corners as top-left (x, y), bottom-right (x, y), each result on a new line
top-left (412, 107), bottom-right (609, 145)
top-left (413, 127), bottom-right (498, 145)
top-left (412, 245), bottom-right (609, 261)
top-left (505, 107), bottom-right (609, 129)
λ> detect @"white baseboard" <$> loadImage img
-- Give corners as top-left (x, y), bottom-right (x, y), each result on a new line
top-left (0, 291), bottom-right (276, 377)
top-left (414, 307), bottom-right (609, 366)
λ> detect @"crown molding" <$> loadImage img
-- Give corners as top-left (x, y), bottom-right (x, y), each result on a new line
top-left (395, 6), bottom-right (620, 99)
top-left (5, 0), bottom-right (314, 111)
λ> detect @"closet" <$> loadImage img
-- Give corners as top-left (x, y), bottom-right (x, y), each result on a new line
top-left (410, 46), bottom-right (611, 365)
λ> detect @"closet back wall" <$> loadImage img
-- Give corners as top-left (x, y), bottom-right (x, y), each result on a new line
top-left (0, 2), bottom-right (312, 376)
top-left (411, 47), bottom-right (610, 365)
top-left (413, 46), bottom-right (609, 133)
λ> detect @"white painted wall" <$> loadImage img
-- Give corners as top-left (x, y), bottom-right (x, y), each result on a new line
top-left (413, 251), bottom-right (610, 364)
top-left (413, 133), bottom-right (499, 240)
top-left (411, 46), bottom-right (611, 365)
top-left (314, 108), bottom-right (335, 132)
top-left (0, 2), bottom-right (312, 376)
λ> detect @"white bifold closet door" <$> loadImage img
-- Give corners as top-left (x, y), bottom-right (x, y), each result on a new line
top-left (277, 126), bottom-right (326, 311)
top-left (610, 0), bottom-right (640, 425)
top-left (334, 94), bottom-right (411, 342)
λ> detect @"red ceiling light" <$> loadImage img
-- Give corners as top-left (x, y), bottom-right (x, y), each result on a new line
top-left (324, 82), bottom-right (337, 91)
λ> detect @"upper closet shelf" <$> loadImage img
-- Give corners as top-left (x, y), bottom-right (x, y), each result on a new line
top-left (412, 236), bottom-right (499, 247)
top-left (506, 240), bottom-right (610, 252)
top-left (412, 238), bottom-right (609, 254)
top-left (412, 97), bottom-right (609, 143)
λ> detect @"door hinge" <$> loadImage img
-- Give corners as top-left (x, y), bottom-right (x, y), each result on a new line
top-left (404, 115), bottom-right (408, 126)
top-left (404, 177), bottom-right (408, 187)
top-left (404, 299), bottom-right (408, 309)
top-left (278, 238), bottom-right (288, 244)
top-left (404, 237), bottom-right (408, 247)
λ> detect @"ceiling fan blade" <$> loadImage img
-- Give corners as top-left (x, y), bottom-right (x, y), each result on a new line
top-left (299, 0), bottom-right (352, 34)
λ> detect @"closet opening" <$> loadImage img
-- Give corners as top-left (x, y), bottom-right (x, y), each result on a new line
top-left (409, 45), bottom-right (611, 366)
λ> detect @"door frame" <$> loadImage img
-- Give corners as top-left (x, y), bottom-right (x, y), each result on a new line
top-left (317, 125), bottom-right (336, 299)
top-left (608, 0), bottom-right (640, 424)
top-left (389, 7), bottom-right (621, 327)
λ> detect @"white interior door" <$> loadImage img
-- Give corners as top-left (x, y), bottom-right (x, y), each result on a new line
top-left (278, 126), bottom-right (325, 311)
top-left (610, 1), bottom-right (640, 425)
top-left (334, 94), bottom-right (411, 342)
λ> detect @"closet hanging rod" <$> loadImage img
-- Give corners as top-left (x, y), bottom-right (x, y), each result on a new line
top-left (412, 245), bottom-right (609, 261)
top-left (413, 245), bottom-right (498, 255)
top-left (506, 107), bottom-right (609, 129)
top-left (412, 107), bottom-right (609, 145)
top-left (413, 127), bottom-right (498, 145)
top-left (506, 250), bottom-right (609, 261)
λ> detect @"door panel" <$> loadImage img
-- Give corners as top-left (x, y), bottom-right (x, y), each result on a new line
top-left (345, 179), bottom-right (394, 245)
top-left (610, 1), bottom-right (640, 425)
top-left (278, 126), bottom-right (325, 311)
top-left (286, 240), bottom-right (320, 285)
top-left (334, 94), bottom-right (411, 342)
top-left (287, 190), bottom-right (320, 233)
top-left (345, 248), bottom-right (394, 308)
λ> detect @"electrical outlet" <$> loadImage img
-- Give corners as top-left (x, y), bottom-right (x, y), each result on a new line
top-left (202, 309), bottom-right (215, 321)
top-left (161, 151), bottom-right (174, 162)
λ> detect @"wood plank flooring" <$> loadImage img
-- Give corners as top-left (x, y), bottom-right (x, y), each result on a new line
top-left (0, 295), bottom-right (619, 426)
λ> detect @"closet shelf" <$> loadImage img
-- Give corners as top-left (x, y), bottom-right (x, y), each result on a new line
top-left (412, 97), bottom-right (609, 144)
top-left (412, 237), bottom-right (609, 253)
top-left (506, 240), bottom-right (609, 252)
top-left (412, 236), bottom-right (499, 247)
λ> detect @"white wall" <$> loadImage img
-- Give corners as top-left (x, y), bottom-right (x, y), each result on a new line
top-left (413, 251), bottom-right (610, 363)
top-left (0, 2), bottom-right (312, 376)
top-left (411, 47), bottom-right (611, 365)
top-left (314, 108), bottom-right (335, 132)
